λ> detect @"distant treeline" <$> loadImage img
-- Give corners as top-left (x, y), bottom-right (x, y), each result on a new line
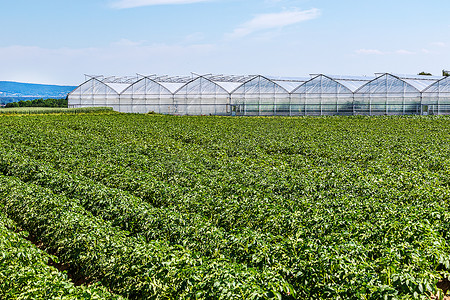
top-left (4, 98), bottom-right (68, 108)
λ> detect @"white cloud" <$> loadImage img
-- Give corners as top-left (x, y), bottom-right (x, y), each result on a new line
top-left (111, 0), bottom-right (211, 9)
top-left (355, 49), bottom-right (385, 55)
top-left (228, 8), bottom-right (320, 38)
top-left (355, 49), bottom-right (416, 55)
top-left (112, 39), bottom-right (145, 47)
top-left (183, 32), bottom-right (205, 43)
top-left (432, 42), bottom-right (447, 47)
top-left (395, 49), bottom-right (415, 55)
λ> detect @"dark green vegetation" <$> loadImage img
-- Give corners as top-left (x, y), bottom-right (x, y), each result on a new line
top-left (0, 106), bottom-right (113, 115)
top-left (0, 205), bottom-right (122, 299)
top-left (0, 114), bottom-right (449, 299)
top-left (4, 98), bottom-right (67, 108)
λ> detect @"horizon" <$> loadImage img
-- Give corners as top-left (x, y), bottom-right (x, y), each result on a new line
top-left (1, 0), bottom-right (449, 85)
top-left (0, 80), bottom-right (76, 87)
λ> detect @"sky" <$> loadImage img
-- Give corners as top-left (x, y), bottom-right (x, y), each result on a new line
top-left (1, 0), bottom-right (450, 85)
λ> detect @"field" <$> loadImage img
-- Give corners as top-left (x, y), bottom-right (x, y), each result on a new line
top-left (0, 113), bottom-right (449, 299)
top-left (0, 106), bottom-right (113, 115)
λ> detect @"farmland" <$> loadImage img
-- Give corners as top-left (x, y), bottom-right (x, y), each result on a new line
top-left (0, 113), bottom-right (449, 299)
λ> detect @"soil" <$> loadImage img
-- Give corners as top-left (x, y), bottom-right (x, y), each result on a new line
top-left (20, 230), bottom-right (92, 286)
top-left (431, 278), bottom-right (450, 300)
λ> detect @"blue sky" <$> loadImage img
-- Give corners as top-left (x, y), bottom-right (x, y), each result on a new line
top-left (1, 0), bottom-right (449, 85)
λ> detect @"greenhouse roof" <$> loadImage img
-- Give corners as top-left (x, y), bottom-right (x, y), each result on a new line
top-left (214, 81), bottom-right (244, 93)
top-left (378, 73), bottom-right (444, 80)
top-left (159, 82), bottom-right (186, 93)
top-left (202, 74), bottom-right (256, 82)
top-left (315, 75), bottom-right (374, 92)
top-left (265, 76), bottom-right (309, 93)
top-left (422, 76), bottom-right (450, 93)
top-left (76, 72), bottom-right (447, 95)
top-left (231, 75), bottom-right (290, 94)
top-left (375, 73), bottom-right (443, 92)
top-left (106, 83), bottom-right (133, 94)
top-left (201, 74), bottom-right (257, 93)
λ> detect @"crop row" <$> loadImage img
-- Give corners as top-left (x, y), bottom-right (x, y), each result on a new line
top-left (0, 206), bottom-right (120, 299)
top-left (0, 148), bottom-right (282, 266)
top-left (0, 148), bottom-right (449, 298)
top-left (0, 174), bottom-right (293, 299)
top-left (0, 114), bottom-right (449, 298)
top-left (2, 115), bottom-right (450, 237)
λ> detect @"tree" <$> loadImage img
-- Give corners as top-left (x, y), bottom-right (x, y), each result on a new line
top-left (443, 70), bottom-right (450, 77)
top-left (418, 72), bottom-right (432, 76)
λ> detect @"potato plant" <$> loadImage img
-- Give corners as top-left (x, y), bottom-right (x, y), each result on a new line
top-left (0, 207), bottom-right (121, 299)
top-left (0, 114), bottom-right (449, 299)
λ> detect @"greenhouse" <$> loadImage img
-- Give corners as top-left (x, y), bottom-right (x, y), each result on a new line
top-left (290, 75), bottom-right (372, 116)
top-left (353, 73), bottom-right (442, 115)
top-left (68, 77), bottom-right (127, 112)
top-left (68, 72), bottom-right (449, 116)
top-left (120, 75), bottom-right (188, 114)
top-left (174, 76), bottom-right (231, 116)
top-left (231, 75), bottom-right (297, 116)
top-left (421, 75), bottom-right (450, 115)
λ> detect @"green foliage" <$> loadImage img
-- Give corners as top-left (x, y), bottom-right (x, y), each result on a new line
top-left (4, 98), bottom-right (68, 108)
top-left (0, 175), bottom-right (292, 299)
top-left (0, 106), bottom-right (114, 115)
top-left (0, 208), bottom-right (120, 299)
top-left (418, 72), bottom-right (432, 76)
top-left (0, 114), bottom-right (449, 299)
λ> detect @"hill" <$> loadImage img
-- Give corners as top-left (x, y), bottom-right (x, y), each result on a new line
top-left (0, 81), bottom-right (76, 105)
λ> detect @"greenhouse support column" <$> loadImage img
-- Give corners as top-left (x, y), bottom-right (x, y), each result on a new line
top-left (258, 80), bottom-right (261, 116)
top-left (369, 97), bottom-right (372, 116)
top-left (402, 96), bottom-right (405, 115)
top-left (258, 96), bottom-right (261, 116)
top-left (336, 95), bottom-right (338, 114)
top-left (158, 91), bottom-right (162, 114)
top-left (304, 97), bottom-right (307, 116)
top-left (90, 80), bottom-right (94, 109)
top-left (289, 94), bottom-right (292, 116)
top-left (320, 95), bottom-right (323, 116)
top-left (386, 97), bottom-right (388, 115)
top-left (172, 94), bottom-right (175, 114)
top-left (118, 93), bottom-right (121, 113)
top-left (352, 94), bottom-right (355, 115)
top-left (437, 95), bottom-right (440, 115)
top-left (186, 95), bottom-right (190, 116)
top-left (273, 94), bottom-right (276, 116)
top-left (244, 95), bottom-right (247, 116)
top-left (199, 80), bottom-right (203, 116)
top-left (419, 94), bottom-right (422, 115)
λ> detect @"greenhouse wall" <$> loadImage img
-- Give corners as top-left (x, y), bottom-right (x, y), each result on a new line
top-left (174, 77), bottom-right (230, 115)
top-left (290, 75), bottom-right (367, 116)
top-left (120, 77), bottom-right (174, 114)
top-left (422, 76), bottom-right (450, 115)
top-left (68, 73), bottom-right (450, 116)
top-left (231, 76), bottom-right (291, 116)
top-left (354, 74), bottom-right (417, 115)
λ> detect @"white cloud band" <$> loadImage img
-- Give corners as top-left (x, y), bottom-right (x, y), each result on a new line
top-left (229, 8), bottom-right (320, 38)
